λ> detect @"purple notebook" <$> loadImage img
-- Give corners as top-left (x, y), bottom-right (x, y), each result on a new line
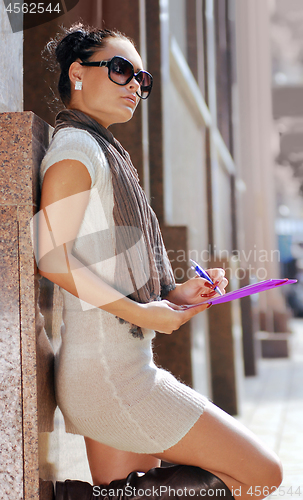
top-left (185, 279), bottom-right (297, 308)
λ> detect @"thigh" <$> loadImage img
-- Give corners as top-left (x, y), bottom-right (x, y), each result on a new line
top-left (84, 437), bottom-right (161, 485)
top-left (152, 401), bottom-right (282, 493)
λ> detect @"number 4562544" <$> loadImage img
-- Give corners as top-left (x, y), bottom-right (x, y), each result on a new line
top-left (5, 3), bottom-right (61, 14)
top-left (247, 486), bottom-right (302, 497)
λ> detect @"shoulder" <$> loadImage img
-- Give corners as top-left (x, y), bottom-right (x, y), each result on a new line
top-left (49, 127), bottom-right (100, 150)
top-left (40, 127), bottom-right (108, 187)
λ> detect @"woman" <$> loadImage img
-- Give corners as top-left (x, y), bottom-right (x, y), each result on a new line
top-left (38, 24), bottom-right (282, 499)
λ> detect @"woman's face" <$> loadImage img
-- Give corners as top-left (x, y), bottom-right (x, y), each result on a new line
top-left (68, 38), bottom-right (144, 128)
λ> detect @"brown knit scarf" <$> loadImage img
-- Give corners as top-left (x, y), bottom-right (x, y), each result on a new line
top-left (53, 109), bottom-right (176, 338)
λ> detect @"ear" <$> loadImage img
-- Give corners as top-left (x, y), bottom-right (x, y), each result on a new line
top-left (69, 61), bottom-right (84, 88)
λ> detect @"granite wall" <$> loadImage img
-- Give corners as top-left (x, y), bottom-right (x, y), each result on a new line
top-left (0, 112), bottom-right (91, 500)
top-left (0, 111), bottom-right (51, 499)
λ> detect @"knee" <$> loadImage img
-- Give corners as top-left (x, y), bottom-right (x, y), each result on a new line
top-left (256, 454), bottom-right (283, 492)
top-left (269, 456), bottom-right (283, 488)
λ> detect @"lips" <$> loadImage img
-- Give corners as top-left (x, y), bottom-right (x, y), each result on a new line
top-left (123, 95), bottom-right (137, 105)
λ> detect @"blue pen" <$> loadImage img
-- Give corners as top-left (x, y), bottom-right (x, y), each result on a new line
top-left (189, 259), bottom-right (223, 296)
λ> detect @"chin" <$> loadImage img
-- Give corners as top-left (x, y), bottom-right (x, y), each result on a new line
top-left (114, 109), bottom-right (136, 125)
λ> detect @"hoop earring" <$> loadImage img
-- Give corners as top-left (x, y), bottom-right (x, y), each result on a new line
top-left (75, 81), bottom-right (82, 90)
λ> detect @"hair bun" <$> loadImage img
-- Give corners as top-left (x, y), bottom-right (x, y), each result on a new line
top-left (55, 25), bottom-right (87, 68)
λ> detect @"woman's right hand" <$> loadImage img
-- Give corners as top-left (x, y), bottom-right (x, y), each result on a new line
top-left (134, 299), bottom-right (211, 334)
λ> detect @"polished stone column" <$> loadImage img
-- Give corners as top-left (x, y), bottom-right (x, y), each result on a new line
top-left (235, 0), bottom-right (282, 321)
top-left (0, 112), bottom-right (93, 499)
top-left (207, 258), bottom-right (238, 415)
top-left (145, 0), bottom-right (194, 387)
top-left (240, 270), bottom-right (259, 376)
top-left (0, 111), bottom-right (53, 499)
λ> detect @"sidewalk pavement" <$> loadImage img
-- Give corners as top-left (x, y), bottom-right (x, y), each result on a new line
top-left (236, 318), bottom-right (303, 499)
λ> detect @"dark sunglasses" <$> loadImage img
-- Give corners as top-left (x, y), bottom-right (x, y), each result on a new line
top-left (80, 55), bottom-right (153, 99)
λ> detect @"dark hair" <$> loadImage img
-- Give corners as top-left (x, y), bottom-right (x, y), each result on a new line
top-left (45, 23), bottom-right (134, 106)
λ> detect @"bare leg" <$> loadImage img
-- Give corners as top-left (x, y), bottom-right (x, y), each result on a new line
top-left (84, 437), bottom-right (161, 485)
top-left (152, 402), bottom-right (283, 500)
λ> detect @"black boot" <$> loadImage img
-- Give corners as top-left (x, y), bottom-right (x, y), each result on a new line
top-left (56, 464), bottom-right (235, 499)
top-left (56, 479), bottom-right (93, 500)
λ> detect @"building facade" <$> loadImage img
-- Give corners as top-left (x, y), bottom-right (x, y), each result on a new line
top-left (0, 0), bottom-right (287, 497)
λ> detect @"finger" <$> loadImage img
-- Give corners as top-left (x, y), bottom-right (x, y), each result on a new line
top-left (200, 279), bottom-right (225, 296)
top-left (214, 276), bottom-right (228, 285)
top-left (180, 302), bottom-right (212, 324)
top-left (192, 276), bottom-right (214, 288)
top-left (200, 290), bottom-right (217, 298)
top-left (221, 277), bottom-right (229, 288)
top-left (204, 281), bottom-right (214, 289)
top-left (214, 277), bottom-right (229, 293)
top-left (197, 269), bottom-right (227, 293)
top-left (162, 300), bottom-right (189, 311)
top-left (207, 268), bottom-right (226, 282)
top-left (190, 277), bottom-right (219, 298)
top-left (209, 280), bottom-right (225, 296)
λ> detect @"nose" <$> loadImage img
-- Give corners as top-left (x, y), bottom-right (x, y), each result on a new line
top-left (127, 76), bottom-right (140, 93)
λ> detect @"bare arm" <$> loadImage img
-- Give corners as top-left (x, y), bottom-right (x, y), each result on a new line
top-left (38, 159), bottom-right (210, 334)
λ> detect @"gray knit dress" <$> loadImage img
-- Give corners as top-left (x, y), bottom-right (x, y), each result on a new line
top-left (40, 127), bottom-right (208, 454)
